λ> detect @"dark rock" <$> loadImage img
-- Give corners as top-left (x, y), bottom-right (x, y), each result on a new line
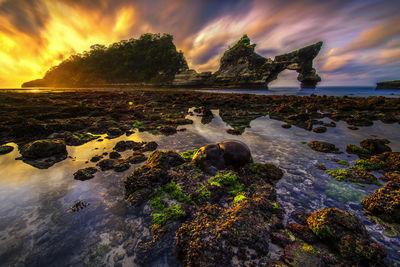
top-left (193, 140), bottom-right (253, 174)
top-left (18, 139), bottom-right (68, 169)
top-left (172, 35), bottom-right (323, 88)
top-left (127, 153), bottom-right (146, 164)
top-left (158, 126), bottom-right (177, 135)
top-left (0, 145), bottom-right (14, 155)
top-left (73, 167), bottom-right (97, 181)
top-left (69, 201), bottom-right (90, 213)
top-left (107, 127), bottom-right (123, 137)
top-left (306, 208), bottom-right (386, 264)
top-left (226, 129), bottom-right (242, 135)
top-left (114, 160), bottom-right (130, 172)
top-left (308, 141), bottom-right (340, 153)
top-left (113, 140), bottom-right (142, 152)
top-left (90, 155), bottom-right (103, 162)
top-left (312, 126), bottom-right (327, 133)
top-left (97, 159), bottom-right (116, 171)
top-left (281, 123), bottom-right (292, 129)
top-left (363, 180), bottom-right (400, 223)
top-left (141, 141), bottom-right (158, 151)
top-left (20, 139), bottom-right (67, 159)
top-left (109, 151), bottom-right (121, 159)
top-left (360, 138), bottom-right (391, 155)
top-left (348, 126), bottom-right (359, 130)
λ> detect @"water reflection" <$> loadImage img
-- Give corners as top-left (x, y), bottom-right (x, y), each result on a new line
top-left (0, 109), bottom-right (399, 266)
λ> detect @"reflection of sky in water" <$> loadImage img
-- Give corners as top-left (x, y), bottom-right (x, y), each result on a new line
top-left (0, 109), bottom-right (400, 266)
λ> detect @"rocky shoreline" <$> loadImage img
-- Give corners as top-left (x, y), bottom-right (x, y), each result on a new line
top-left (0, 89), bottom-right (399, 266)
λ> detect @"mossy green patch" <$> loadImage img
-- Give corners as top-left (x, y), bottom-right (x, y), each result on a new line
top-left (132, 120), bottom-right (145, 128)
top-left (180, 149), bottom-right (198, 161)
top-left (150, 197), bottom-right (167, 211)
top-left (208, 172), bottom-right (244, 195)
top-left (164, 181), bottom-right (192, 204)
top-left (233, 194), bottom-right (247, 205)
top-left (353, 159), bottom-right (386, 171)
top-left (194, 185), bottom-right (211, 205)
top-left (346, 144), bottom-right (371, 155)
top-left (152, 205), bottom-right (186, 226)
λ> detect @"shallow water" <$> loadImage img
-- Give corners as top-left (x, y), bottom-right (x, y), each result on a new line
top-left (0, 109), bottom-right (399, 266)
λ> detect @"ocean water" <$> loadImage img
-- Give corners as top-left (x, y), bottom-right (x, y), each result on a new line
top-left (1, 86), bottom-right (400, 97)
top-left (197, 86), bottom-right (400, 97)
top-left (0, 108), bottom-right (399, 266)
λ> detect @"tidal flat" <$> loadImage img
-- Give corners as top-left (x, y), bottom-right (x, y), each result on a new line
top-left (0, 89), bottom-right (399, 266)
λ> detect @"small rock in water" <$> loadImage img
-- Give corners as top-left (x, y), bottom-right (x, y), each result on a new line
top-left (0, 145), bottom-right (14, 155)
top-left (73, 167), bottom-right (97, 181)
top-left (69, 201), bottom-right (90, 212)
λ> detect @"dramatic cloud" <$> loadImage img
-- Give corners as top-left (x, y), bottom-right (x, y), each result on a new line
top-left (0, 0), bottom-right (399, 87)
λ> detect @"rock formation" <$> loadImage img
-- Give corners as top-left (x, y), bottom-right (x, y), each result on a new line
top-left (376, 80), bottom-right (400, 89)
top-left (172, 35), bottom-right (323, 89)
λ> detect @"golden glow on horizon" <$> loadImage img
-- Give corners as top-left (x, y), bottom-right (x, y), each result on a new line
top-left (0, 2), bottom-right (138, 88)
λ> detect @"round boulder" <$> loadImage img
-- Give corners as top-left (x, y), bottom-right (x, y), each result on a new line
top-left (20, 139), bottom-right (67, 159)
top-left (193, 140), bottom-right (252, 174)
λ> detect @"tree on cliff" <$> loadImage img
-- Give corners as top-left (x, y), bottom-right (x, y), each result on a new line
top-left (22, 33), bottom-right (188, 87)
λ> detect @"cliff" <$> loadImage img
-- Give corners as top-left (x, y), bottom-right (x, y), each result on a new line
top-left (22, 33), bottom-right (323, 89)
top-left (376, 80), bottom-right (400, 89)
top-left (172, 35), bottom-right (323, 89)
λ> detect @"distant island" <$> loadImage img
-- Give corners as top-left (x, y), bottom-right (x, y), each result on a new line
top-left (22, 33), bottom-right (323, 89)
top-left (376, 80), bottom-right (400, 89)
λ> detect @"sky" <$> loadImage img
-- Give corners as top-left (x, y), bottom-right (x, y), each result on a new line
top-left (0, 0), bottom-right (400, 88)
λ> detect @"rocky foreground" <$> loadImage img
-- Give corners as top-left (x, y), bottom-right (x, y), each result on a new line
top-left (0, 89), bottom-right (399, 265)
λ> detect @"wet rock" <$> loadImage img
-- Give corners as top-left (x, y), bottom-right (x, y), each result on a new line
top-left (97, 159), bottom-right (116, 171)
top-left (141, 141), bottom-right (158, 152)
top-left (312, 126), bottom-right (327, 133)
top-left (226, 129), bottom-right (242, 135)
top-left (73, 167), bottom-right (97, 181)
top-left (281, 123), bottom-right (292, 129)
top-left (325, 168), bottom-right (378, 184)
top-left (90, 155), bottom-right (103, 162)
top-left (114, 160), bottom-right (130, 172)
top-left (360, 138), bottom-right (391, 155)
top-left (193, 140), bottom-right (253, 174)
top-left (20, 139), bottom-right (67, 159)
top-left (109, 151), bottom-right (121, 159)
top-left (18, 139), bottom-right (68, 169)
top-left (0, 145), bottom-right (13, 155)
top-left (306, 208), bottom-right (386, 264)
top-left (127, 153), bottom-right (146, 164)
top-left (107, 127), bottom-right (123, 137)
top-left (308, 141), bottom-right (340, 153)
top-left (124, 150), bottom-right (185, 206)
top-left (113, 140), bottom-right (142, 152)
top-left (175, 186), bottom-right (282, 267)
top-left (69, 201), bottom-right (90, 212)
top-left (158, 126), bottom-right (177, 135)
top-left (363, 181), bottom-right (400, 223)
top-left (348, 126), bottom-right (359, 130)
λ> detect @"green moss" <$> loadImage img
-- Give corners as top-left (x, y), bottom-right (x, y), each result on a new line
top-left (272, 202), bottom-right (279, 209)
top-left (326, 168), bottom-right (349, 179)
top-left (224, 34), bottom-right (256, 57)
top-left (336, 160), bottom-right (350, 167)
top-left (208, 172), bottom-right (244, 195)
top-left (180, 149), bottom-right (198, 161)
top-left (300, 141), bottom-right (308, 144)
top-left (164, 181), bottom-right (192, 204)
top-left (194, 186), bottom-right (211, 204)
top-left (249, 163), bottom-right (262, 173)
top-left (233, 194), bottom-right (247, 205)
top-left (353, 159), bottom-right (386, 171)
top-left (132, 120), bottom-right (144, 128)
top-left (152, 205), bottom-right (186, 226)
top-left (346, 144), bottom-right (371, 155)
top-left (150, 197), bottom-right (167, 211)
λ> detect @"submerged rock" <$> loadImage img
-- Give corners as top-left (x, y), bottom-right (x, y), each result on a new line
top-left (308, 141), bottom-right (340, 153)
top-left (73, 167), bottom-right (97, 181)
top-left (193, 140), bottom-right (253, 174)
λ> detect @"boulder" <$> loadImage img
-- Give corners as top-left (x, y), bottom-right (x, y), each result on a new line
top-left (308, 141), bottom-right (340, 153)
top-left (0, 145), bottom-right (14, 155)
top-left (360, 138), bottom-right (391, 155)
top-left (20, 139), bottom-right (67, 159)
top-left (73, 167), bottom-right (97, 181)
top-left (193, 140), bottom-right (253, 174)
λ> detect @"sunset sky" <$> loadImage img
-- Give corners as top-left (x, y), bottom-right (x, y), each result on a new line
top-left (0, 0), bottom-right (400, 88)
